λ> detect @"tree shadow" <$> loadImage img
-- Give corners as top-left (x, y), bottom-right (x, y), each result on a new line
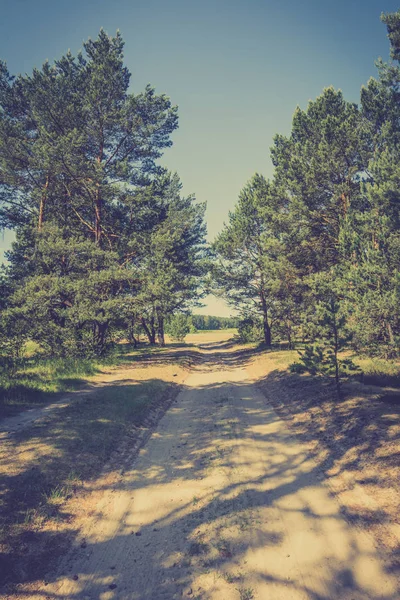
top-left (1, 342), bottom-right (399, 598)
top-left (0, 378), bottom-right (181, 593)
top-left (255, 367), bottom-right (400, 569)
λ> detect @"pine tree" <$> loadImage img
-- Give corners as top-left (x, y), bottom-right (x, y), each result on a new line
top-left (0, 31), bottom-right (178, 243)
top-left (348, 9), bottom-right (400, 357)
top-left (166, 313), bottom-right (191, 342)
top-left (0, 31), bottom-right (196, 356)
top-left (271, 87), bottom-right (369, 274)
top-left (212, 174), bottom-right (285, 346)
top-left (132, 173), bottom-right (207, 346)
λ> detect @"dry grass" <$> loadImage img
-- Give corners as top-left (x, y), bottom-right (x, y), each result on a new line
top-left (247, 348), bottom-right (400, 569)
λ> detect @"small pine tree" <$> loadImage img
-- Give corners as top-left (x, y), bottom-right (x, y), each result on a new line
top-left (292, 272), bottom-right (360, 395)
top-left (237, 317), bottom-right (262, 343)
top-left (167, 314), bottom-right (191, 342)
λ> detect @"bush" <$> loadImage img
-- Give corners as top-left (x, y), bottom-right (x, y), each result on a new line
top-left (289, 362), bottom-right (307, 374)
top-left (291, 344), bottom-right (361, 389)
top-left (237, 318), bottom-right (262, 343)
top-left (167, 313), bottom-right (191, 342)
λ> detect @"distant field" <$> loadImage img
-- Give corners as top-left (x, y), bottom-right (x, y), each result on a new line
top-left (184, 329), bottom-right (237, 344)
top-left (163, 329), bottom-right (237, 345)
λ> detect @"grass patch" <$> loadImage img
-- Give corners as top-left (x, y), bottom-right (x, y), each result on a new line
top-left (355, 357), bottom-right (400, 387)
top-left (265, 348), bottom-right (400, 388)
top-left (0, 376), bottom-right (177, 589)
top-left (269, 349), bottom-right (298, 367)
top-left (237, 587), bottom-right (255, 600)
top-left (0, 343), bottom-right (156, 419)
top-left (0, 357), bottom-right (100, 418)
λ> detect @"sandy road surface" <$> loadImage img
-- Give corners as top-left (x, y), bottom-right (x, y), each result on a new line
top-left (33, 342), bottom-right (398, 599)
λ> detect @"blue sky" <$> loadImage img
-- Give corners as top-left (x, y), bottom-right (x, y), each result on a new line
top-left (0, 0), bottom-right (398, 314)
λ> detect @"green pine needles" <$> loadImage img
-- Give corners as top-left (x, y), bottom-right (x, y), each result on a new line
top-left (212, 10), bottom-right (400, 368)
top-left (0, 31), bottom-right (206, 361)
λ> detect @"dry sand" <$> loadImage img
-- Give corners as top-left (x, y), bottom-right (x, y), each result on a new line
top-left (29, 341), bottom-right (398, 599)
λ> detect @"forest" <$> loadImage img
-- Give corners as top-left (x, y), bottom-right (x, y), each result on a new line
top-left (0, 8), bottom-right (399, 599)
top-left (0, 11), bottom-right (399, 388)
top-left (212, 12), bottom-right (400, 385)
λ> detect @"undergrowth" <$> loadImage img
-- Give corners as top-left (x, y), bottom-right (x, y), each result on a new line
top-left (0, 343), bottom-right (141, 418)
top-left (355, 357), bottom-right (400, 387)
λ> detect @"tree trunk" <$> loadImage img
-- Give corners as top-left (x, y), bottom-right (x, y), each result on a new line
top-left (127, 317), bottom-right (138, 347)
top-left (260, 289), bottom-right (271, 346)
top-left (263, 317), bottom-right (272, 347)
top-left (332, 304), bottom-right (341, 397)
top-left (95, 320), bottom-right (109, 355)
top-left (95, 190), bottom-right (102, 244)
top-left (150, 316), bottom-right (156, 345)
top-left (141, 317), bottom-right (156, 345)
top-left (287, 323), bottom-right (293, 350)
top-left (38, 176), bottom-right (50, 230)
top-left (157, 313), bottom-right (165, 347)
top-left (94, 149), bottom-right (103, 244)
top-left (340, 192), bottom-right (348, 217)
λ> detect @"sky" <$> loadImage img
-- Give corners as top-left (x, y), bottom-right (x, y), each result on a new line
top-left (0, 0), bottom-right (398, 315)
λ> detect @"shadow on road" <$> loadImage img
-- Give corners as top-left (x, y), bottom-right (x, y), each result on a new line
top-left (1, 340), bottom-right (399, 599)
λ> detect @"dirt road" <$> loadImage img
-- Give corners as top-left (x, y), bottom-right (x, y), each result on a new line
top-left (33, 342), bottom-right (398, 599)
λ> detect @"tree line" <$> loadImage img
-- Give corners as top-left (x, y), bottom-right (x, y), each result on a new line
top-left (191, 314), bottom-right (238, 330)
top-left (1, 11), bottom-right (399, 376)
top-left (212, 11), bottom-right (400, 379)
top-left (0, 31), bottom-right (207, 361)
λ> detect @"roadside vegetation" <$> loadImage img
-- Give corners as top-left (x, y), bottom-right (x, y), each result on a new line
top-left (0, 328), bottom-right (236, 419)
top-left (0, 342), bottom-right (138, 418)
top-left (212, 11), bottom-right (400, 393)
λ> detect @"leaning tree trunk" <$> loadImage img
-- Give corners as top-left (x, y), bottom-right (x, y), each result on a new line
top-left (141, 317), bottom-right (156, 345)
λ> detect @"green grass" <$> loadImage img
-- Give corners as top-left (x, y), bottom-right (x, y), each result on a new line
top-left (0, 338), bottom-right (195, 419)
top-left (281, 347), bottom-right (400, 388)
top-left (0, 358), bottom-right (99, 418)
top-left (0, 343), bottom-right (145, 419)
top-left (354, 357), bottom-right (400, 387)
top-left (270, 349), bottom-right (299, 367)
top-left (257, 345), bottom-right (400, 389)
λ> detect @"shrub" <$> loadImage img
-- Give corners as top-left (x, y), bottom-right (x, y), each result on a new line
top-left (167, 313), bottom-right (191, 341)
top-left (237, 318), bottom-right (262, 343)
